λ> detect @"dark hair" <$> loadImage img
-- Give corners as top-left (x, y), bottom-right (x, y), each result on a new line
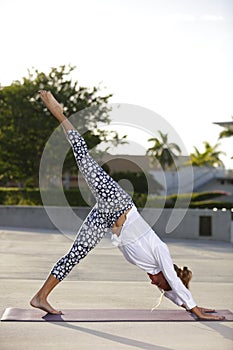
top-left (173, 264), bottom-right (192, 289)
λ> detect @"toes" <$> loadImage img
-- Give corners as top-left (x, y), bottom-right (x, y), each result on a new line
top-left (50, 310), bottom-right (62, 315)
top-left (39, 90), bottom-right (46, 99)
top-left (39, 90), bottom-right (49, 97)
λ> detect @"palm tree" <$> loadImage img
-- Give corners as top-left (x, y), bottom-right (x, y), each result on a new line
top-left (218, 116), bottom-right (233, 140)
top-left (146, 131), bottom-right (181, 170)
top-left (218, 128), bottom-right (233, 139)
top-left (218, 117), bottom-right (233, 160)
top-left (187, 142), bottom-right (225, 167)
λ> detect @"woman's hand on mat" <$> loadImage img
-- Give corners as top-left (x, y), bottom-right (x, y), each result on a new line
top-left (197, 306), bottom-right (215, 314)
top-left (190, 306), bottom-right (225, 320)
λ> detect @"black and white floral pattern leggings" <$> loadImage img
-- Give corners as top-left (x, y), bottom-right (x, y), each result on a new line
top-left (51, 129), bottom-right (134, 281)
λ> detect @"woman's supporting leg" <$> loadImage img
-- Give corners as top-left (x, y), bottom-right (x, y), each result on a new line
top-left (50, 206), bottom-right (110, 281)
top-left (30, 274), bottom-right (61, 314)
top-left (30, 206), bottom-right (109, 313)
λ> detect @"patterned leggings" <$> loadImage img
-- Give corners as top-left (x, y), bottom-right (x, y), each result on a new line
top-left (51, 129), bottom-right (134, 281)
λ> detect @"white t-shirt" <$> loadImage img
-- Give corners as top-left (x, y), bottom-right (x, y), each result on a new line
top-left (111, 206), bottom-right (196, 310)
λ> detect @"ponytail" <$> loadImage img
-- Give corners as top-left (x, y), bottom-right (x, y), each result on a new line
top-left (173, 264), bottom-right (192, 289)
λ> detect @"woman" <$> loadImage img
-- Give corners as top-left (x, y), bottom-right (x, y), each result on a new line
top-left (30, 91), bottom-right (224, 320)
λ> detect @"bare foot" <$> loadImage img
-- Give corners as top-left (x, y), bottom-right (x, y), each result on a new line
top-left (30, 295), bottom-right (62, 315)
top-left (39, 90), bottom-right (64, 120)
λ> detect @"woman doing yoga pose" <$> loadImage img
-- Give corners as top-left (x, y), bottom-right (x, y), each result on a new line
top-left (30, 91), bottom-right (224, 321)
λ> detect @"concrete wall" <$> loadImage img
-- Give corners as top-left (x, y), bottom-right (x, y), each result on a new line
top-left (141, 208), bottom-right (231, 241)
top-left (0, 206), bottom-right (89, 233)
top-left (0, 205), bottom-right (231, 241)
top-left (231, 222), bottom-right (233, 243)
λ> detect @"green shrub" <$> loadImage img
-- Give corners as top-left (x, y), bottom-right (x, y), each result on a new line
top-left (189, 200), bottom-right (233, 209)
top-left (0, 188), bottom-right (232, 209)
top-left (191, 191), bottom-right (230, 202)
top-left (0, 188), bottom-right (89, 206)
top-left (0, 188), bottom-right (42, 205)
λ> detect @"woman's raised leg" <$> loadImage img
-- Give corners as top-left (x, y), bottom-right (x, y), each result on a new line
top-left (39, 90), bottom-right (134, 221)
top-left (66, 129), bottom-right (134, 222)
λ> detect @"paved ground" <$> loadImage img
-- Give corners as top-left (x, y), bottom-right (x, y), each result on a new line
top-left (0, 228), bottom-right (233, 350)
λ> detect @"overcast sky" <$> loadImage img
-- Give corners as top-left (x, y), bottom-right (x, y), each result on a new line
top-left (1, 0), bottom-right (233, 167)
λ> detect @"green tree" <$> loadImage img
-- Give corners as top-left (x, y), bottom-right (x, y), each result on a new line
top-left (218, 117), bottom-right (233, 139)
top-left (187, 142), bottom-right (225, 167)
top-left (218, 117), bottom-right (233, 160)
top-left (146, 131), bottom-right (181, 170)
top-left (0, 65), bottom-right (120, 186)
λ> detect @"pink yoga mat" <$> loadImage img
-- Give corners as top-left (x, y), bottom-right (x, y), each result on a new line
top-left (1, 308), bottom-right (232, 322)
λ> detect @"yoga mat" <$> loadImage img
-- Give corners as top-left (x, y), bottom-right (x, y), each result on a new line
top-left (1, 308), bottom-right (232, 322)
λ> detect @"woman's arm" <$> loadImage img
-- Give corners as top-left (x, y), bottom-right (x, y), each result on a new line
top-left (164, 290), bottom-right (183, 307)
top-left (155, 243), bottom-right (196, 310)
top-left (155, 244), bottom-right (225, 320)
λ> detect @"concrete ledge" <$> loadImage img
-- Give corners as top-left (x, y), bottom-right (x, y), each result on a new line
top-left (0, 205), bottom-right (231, 241)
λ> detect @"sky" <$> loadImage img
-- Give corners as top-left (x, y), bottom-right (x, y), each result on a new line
top-left (0, 0), bottom-right (233, 168)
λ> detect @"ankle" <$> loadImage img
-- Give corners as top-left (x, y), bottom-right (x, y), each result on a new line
top-left (34, 292), bottom-right (48, 301)
top-left (56, 113), bottom-right (66, 123)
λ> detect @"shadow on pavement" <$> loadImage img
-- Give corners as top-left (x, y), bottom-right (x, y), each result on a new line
top-left (51, 321), bottom-right (173, 350)
top-left (200, 321), bottom-right (233, 341)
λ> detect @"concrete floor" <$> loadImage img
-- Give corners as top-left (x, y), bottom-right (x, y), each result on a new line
top-left (0, 228), bottom-right (233, 350)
